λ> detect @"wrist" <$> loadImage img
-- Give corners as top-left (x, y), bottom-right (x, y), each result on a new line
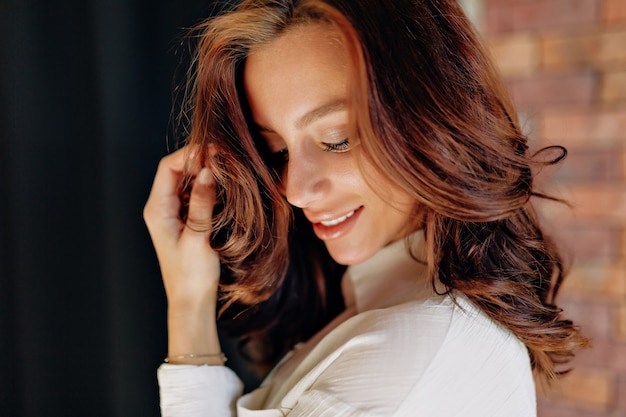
top-left (164, 352), bottom-right (227, 366)
top-left (167, 299), bottom-right (222, 362)
top-left (166, 286), bottom-right (218, 315)
top-left (167, 301), bottom-right (216, 332)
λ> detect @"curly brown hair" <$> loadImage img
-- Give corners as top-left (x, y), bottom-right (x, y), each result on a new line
top-left (180, 0), bottom-right (589, 381)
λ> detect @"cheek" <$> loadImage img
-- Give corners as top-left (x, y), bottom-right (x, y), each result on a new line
top-left (359, 163), bottom-right (416, 216)
top-left (354, 159), bottom-right (398, 201)
top-left (325, 155), bottom-right (365, 191)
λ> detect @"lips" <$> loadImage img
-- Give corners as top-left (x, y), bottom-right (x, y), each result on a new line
top-left (308, 206), bottom-right (363, 241)
top-left (319, 209), bottom-right (356, 226)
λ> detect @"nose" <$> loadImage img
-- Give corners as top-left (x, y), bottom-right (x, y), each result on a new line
top-left (282, 151), bottom-right (329, 209)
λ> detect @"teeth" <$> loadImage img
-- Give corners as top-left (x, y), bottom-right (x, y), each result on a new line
top-left (320, 210), bottom-right (356, 227)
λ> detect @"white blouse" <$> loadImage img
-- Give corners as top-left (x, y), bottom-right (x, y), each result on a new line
top-left (158, 232), bottom-right (537, 416)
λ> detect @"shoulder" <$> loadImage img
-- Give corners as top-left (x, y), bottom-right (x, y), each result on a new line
top-left (341, 295), bottom-right (456, 345)
top-left (327, 294), bottom-right (531, 371)
top-left (305, 295), bottom-right (536, 416)
top-left (321, 295), bottom-right (457, 376)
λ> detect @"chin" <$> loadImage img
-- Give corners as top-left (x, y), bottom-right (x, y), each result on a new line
top-left (326, 243), bottom-right (378, 266)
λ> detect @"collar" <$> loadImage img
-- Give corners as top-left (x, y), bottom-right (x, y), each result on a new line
top-left (341, 230), bottom-right (435, 313)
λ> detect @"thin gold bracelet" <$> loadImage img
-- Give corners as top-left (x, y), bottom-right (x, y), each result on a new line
top-left (164, 352), bottom-right (227, 364)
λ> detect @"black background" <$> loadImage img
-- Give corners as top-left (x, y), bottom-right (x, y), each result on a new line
top-left (0, 0), bottom-right (249, 415)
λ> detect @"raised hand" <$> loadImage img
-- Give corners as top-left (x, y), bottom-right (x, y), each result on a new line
top-left (144, 146), bottom-right (224, 365)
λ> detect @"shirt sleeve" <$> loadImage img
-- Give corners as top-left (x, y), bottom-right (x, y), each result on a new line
top-left (158, 364), bottom-right (244, 417)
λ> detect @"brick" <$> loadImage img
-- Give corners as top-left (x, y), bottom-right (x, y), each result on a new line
top-left (488, 34), bottom-right (540, 76)
top-left (561, 261), bottom-right (626, 298)
top-left (552, 184), bottom-right (626, 223)
top-left (531, 188), bottom-right (577, 226)
top-left (541, 368), bottom-right (614, 410)
top-left (483, 0), bottom-right (626, 414)
top-left (559, 298), bottom-right (612, 339)
top-left (617, 301), bottom-right (626, 340)
top-left (537, 403), bottom-right (611, 417)
top-left (485, 0), bottom-right (600, 36)
top-left (572, 341), bottom-right (626, 372)
top-left (555, 224), bottom-right (621, 262)
top-left (618, 375), bottom-right (626, 411)
top-left (505, 72), bottom-right (596, 110)
top-left (614, 342), bottom-right (626, 372)
top-left (538, 107), bottom-right (626, 147)
top-left (600, 70), bottom-right (626, 104)
top-left (541, 28), bottom-right (626, 71)
top-left (553, 148), bottom-right (623, 182)
top-left (603, 0), bottom-right (626, 25)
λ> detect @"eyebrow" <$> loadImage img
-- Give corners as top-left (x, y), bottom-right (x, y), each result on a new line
top-left (254, 100), bottom-right (347, 133)
top-left (295, 100), bottom-right (346, 129)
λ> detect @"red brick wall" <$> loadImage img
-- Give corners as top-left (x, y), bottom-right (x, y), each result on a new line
top-left (482, 0), bottom-right (626, 415)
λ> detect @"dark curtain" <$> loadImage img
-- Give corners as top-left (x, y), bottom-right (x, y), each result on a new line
top-left (0, 0), bottom-right (247, 416)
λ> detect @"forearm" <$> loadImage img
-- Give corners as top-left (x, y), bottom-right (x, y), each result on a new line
top-left (166, 289), bottom-right (224, 366)
top-left (145, 149), bottom-right (241, 415)
top-left (158, 289), bottom-right (244, 416)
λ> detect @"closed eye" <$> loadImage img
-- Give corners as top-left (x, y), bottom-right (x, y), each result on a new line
top-left (322, 139), bottom-right (350, 152)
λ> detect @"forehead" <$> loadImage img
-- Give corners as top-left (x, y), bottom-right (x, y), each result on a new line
top-left (245, 23), bottom-right (349, 84)
top-left (249, 22), bottom-right (345, 59)
top-left (243, 24), bottom-right (350, 127)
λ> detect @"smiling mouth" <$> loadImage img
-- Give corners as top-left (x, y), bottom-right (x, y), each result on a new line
top-left (319, 209), bottom-right (357, 227)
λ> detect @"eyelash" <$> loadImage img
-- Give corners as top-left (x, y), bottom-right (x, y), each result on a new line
top-left (266, 139), bottom-right (350, 170)
top-left (322, 138), bottom-right (350, 152)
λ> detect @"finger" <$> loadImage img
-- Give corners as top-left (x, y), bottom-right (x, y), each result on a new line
top-left (144, 149), bottom-right (186, 229)
top-left (180, 143), bottom-right (218, 177)
top-left (183, 167), bottom-right (217, 236)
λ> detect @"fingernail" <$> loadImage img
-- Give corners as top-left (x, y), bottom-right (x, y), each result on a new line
top-left (197, 167), bottom-right (214, 186)
top-left (208, 143), bottom-right (219, 157)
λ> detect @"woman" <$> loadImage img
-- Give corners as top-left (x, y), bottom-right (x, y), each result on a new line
top-left (143, 0), bottom-right (588, 415)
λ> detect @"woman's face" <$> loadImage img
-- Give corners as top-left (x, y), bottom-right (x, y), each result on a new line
top-left (244, 24), bottom-right (414, 265)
